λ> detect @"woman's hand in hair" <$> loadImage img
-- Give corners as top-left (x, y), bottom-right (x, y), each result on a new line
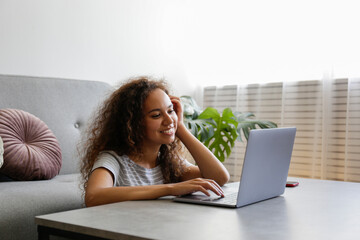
top-left (169, 95), bottom-right (183, 124)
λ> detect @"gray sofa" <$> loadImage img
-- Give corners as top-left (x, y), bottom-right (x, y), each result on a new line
top-left (0, 74), bottom-right (113, 240)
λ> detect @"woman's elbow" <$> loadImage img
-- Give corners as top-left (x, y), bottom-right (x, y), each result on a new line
top-left (217, 171), bottom-right (230, 186)
top-left (85, 191), bottom-right (99, 207)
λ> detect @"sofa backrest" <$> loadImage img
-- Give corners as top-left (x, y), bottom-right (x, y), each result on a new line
top-left (0, 74), bottom-right (113, 175)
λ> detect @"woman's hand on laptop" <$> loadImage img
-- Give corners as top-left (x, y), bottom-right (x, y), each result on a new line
top-left (168, 178), bottom-right (224, 197)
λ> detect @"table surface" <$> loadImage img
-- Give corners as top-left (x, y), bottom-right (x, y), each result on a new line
top-left (35, 178), bottom-right (360, 240)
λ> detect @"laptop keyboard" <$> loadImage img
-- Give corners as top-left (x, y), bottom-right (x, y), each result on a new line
top-left (203, 192), bottom-right (238, 204)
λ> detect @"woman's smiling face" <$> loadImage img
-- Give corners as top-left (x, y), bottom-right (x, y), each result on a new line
top-left (142, 88), bottom-right (178, 148)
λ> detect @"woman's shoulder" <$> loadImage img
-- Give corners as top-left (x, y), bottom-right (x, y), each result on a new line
top-left (98, 151), bottom-right (126, 162)
top-left (99, 150), bottom-right (123, 159)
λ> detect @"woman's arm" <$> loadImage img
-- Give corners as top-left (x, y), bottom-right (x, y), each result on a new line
top-left (171, 97), bottom-right (230, 186)
top-left (85, 168), bottom-right (224, 207)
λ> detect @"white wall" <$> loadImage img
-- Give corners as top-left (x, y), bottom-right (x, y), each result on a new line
top-left (0, 0), bottom-right (194, 96)
top-left (1, 0), bottom-right (359, 96)
top-left (184, 0), bottom-right (360, 86)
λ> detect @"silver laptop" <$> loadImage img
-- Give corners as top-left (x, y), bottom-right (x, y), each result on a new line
top-left (173, 127), bottom-right (296, 208)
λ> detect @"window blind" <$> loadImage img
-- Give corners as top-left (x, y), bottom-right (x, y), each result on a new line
top-left (202, 78), bottom-right (360, 182)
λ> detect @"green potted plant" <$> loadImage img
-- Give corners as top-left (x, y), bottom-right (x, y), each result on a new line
top-left (180, 96), bottom-right (277, 162)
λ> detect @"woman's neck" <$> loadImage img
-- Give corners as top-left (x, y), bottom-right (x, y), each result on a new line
top-left (129, 146), bottom-right (160, 169)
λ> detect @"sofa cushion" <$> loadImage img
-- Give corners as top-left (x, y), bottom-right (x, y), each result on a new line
top-left (0, 173), bottom-right (83, 240)
top-left (0, 109), bottom-right (62, 180)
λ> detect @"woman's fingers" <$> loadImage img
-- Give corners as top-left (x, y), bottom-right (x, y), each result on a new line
top-left (199, 178), bottom-right (225, 197)
top-left (169, 96), bottom-right (181, 111)
top-left (169, 96), bottom-right (184, 123)
top-left (173, 178), bottom-right (225, 197)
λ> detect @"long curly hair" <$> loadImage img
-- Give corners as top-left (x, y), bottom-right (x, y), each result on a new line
top-left (79, 76), bottom-right (186, 195)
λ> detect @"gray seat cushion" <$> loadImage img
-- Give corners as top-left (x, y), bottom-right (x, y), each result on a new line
top-left (0, 174), bottom-right (83, 240)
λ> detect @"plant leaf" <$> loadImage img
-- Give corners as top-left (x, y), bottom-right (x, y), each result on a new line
top-left (184, 118), bottom-right (215, 142)
top-left (234, 111), bottom-right (278, 141)
top-left (202, 108), bottom-right (239, 162)
top-left (180, 96), bottom-right (278, 162)
top-left (180, 96), bottom-right (202, 119)
top-left (198, 107), bottom-right (220, 123)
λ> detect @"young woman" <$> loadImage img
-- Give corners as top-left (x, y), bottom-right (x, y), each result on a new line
top-left (80, 77), bottom-right (230, 207)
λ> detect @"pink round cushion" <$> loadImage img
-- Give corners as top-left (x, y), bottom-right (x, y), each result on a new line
top-left (0, 109), bottom-right (62, 180)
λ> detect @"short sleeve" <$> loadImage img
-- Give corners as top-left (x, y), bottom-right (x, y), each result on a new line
top-left (92, 152), bottom-right (120, 186)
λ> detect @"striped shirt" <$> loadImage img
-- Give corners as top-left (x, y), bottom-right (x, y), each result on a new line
top-left (92, 151), bottom-right (192, 186)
